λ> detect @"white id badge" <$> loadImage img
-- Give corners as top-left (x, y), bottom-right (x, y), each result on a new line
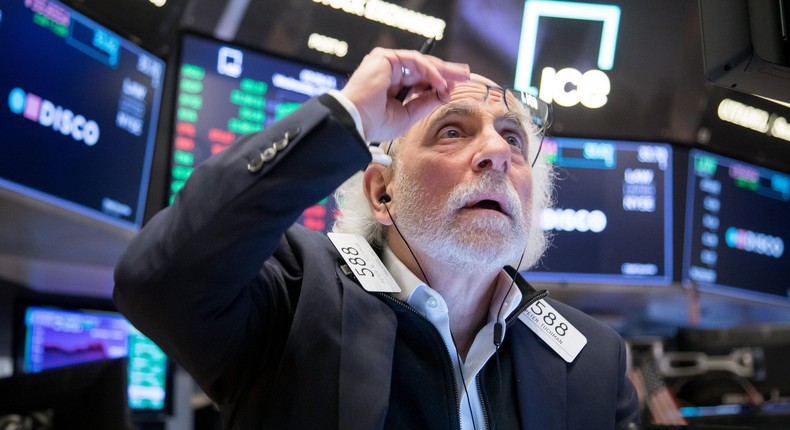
top-left (518, 299), bottom-right (587, 363)
top-left (328, 233), bottom-right (401, 293)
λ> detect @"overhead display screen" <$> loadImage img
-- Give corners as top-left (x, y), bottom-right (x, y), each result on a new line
top-left (170, 33), bottom-right (349, 232)
top-left (0, 0), bottom-right (166, 229)
top-left (683, 149), bottom-right (790, 302)
top-left (525, 137), bottom-right (673, 285)
top-left (19, 305), bottom-right (170, 414)
top-left (446, 0), bottom-right (706, 143)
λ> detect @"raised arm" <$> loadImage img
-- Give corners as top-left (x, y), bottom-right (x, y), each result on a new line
top-left (113, 47), bottom-right (468, 400)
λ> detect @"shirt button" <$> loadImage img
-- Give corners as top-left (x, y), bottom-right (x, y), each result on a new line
top-left (427, 297), bottom-right (438, 309)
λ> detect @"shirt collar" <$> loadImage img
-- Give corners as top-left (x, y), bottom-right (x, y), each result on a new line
top-left (380, 246), bottom-right (523, 323)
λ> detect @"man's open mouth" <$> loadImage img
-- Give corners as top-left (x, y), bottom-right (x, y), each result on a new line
top-left (464, 196), bottom-right (509, 216)
top-left (471, 200), bottom-right (503, 212)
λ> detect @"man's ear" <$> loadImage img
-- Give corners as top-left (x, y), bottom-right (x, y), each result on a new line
top-left (363, 164), bottom-right (393, 226)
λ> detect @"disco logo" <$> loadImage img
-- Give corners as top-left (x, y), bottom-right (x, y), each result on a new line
top-left (725, 227), bottom-right (784, 258)
top-left (8, 87), bottom-right (100, 146)
top-left (541, 208), bottom-right (608, 233)
top-left (515, 1), bottom-right (621, 109)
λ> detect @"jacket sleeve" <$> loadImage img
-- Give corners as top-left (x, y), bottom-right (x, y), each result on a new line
top-left (113, 97), bottom-right (371, 401)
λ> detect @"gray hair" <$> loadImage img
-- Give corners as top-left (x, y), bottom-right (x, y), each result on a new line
top-left (332, 137), bottom-right (555, 271)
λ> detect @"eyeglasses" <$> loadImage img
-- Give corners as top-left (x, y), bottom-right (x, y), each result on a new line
top-left (384, 81), bottom-right (553, 167)
top-left (451, 81), bottom-right (552, 167)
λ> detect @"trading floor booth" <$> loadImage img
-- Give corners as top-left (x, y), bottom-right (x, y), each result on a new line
top-left (0, 0), bottom-right (789, 429)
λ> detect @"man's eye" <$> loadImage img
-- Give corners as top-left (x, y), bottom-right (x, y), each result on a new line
top-left (504, 134), bottom-right (523, 147)
top-left (441, 128), bottom-right (461, 139)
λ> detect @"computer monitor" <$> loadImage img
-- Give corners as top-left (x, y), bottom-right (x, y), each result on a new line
top-left (0, 358), bottom-right (133, 430)
top-left (168, 32), bottom-right (349, 233)
top-left (524, 136), bottom-right (673, 285)
top-left (14, 301), bottom-right (172, 419)
top-left (0, 0), bottom-right (166, 230)
top-left (683, 148), bottom-right (790, 303)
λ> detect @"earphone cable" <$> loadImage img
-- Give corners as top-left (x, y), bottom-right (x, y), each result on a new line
top-left (382, 201), bottom-right (478, 430)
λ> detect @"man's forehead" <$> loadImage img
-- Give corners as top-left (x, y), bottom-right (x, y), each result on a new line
top-left (426, 80), bottom-right (527, 123)
top-left (448, 77), bottom-right (502, 104)
top-left (427, 102), bottom-right (508, 124)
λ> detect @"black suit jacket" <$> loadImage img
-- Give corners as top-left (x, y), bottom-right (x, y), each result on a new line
top-left (114, 98), bottom-right (639, 429)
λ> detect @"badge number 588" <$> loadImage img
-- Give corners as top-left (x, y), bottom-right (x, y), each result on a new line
top-left (519, 299), bottom-right (587, 363)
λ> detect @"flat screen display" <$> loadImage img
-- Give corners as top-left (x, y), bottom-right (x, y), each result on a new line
top-left (19, 305), bottom-right (171, 415)
top-left (683, 149), bottom-right (790, 302)
top-left (0, 0), bottom-right (165, 229)
top-left (169, 33), bottom-right (349, 232)
top-left (524, 137), bottom-right (673, 285)
top-left (445, 0), bottom-right (707, 144)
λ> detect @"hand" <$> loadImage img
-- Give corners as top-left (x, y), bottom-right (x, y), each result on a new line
top-left (341, 47), bottom-right (470, 143)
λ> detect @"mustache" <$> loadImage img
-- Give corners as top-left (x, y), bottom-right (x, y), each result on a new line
top-left (445, 172), bottom-right (523, 218)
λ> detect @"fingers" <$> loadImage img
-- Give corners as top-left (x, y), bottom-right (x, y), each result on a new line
top-left (341, 47), bottom-right (469, 143)
top-left (384, 49), bottom-right (469, 100)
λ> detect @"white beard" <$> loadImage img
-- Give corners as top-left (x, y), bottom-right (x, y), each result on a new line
top-left (393, 165), bottom-right (531, 272)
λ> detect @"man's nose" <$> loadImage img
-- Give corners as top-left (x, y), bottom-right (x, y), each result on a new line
top-left (472, 129), bottom-right (512, 174)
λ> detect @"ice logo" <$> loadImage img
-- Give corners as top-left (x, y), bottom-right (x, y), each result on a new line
top-left (515, 1), bottom-right (621, 109)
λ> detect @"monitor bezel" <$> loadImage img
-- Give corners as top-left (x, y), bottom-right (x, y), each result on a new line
top-left (0, 0), bottom-right (168, 231)
top-left (164, 30), bottom-right (351, 208)
top-left (682, 147), bottom-right (790, 305)
top-left (11, 291), bottom-right (175, 420)
top-left (523, 136), bottom-right (674, 286)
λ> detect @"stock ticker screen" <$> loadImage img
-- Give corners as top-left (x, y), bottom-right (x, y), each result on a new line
top-left (683, 149), bottom-right (790, 302)
top-left (0, 0), bottom-right (165, 229)
top-left (524, 137), bottom-right (673, 285)
top-left (20, 306), bottom-right (170, 413)
top-left (170, 33), bottom-right (349, 233)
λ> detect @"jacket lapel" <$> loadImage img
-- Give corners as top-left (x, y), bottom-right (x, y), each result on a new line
top-left (511, 322), bottom-right (568, 430)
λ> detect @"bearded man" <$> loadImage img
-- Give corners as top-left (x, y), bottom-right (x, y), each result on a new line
top-left (114, 47), bottom-right (639, 429)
